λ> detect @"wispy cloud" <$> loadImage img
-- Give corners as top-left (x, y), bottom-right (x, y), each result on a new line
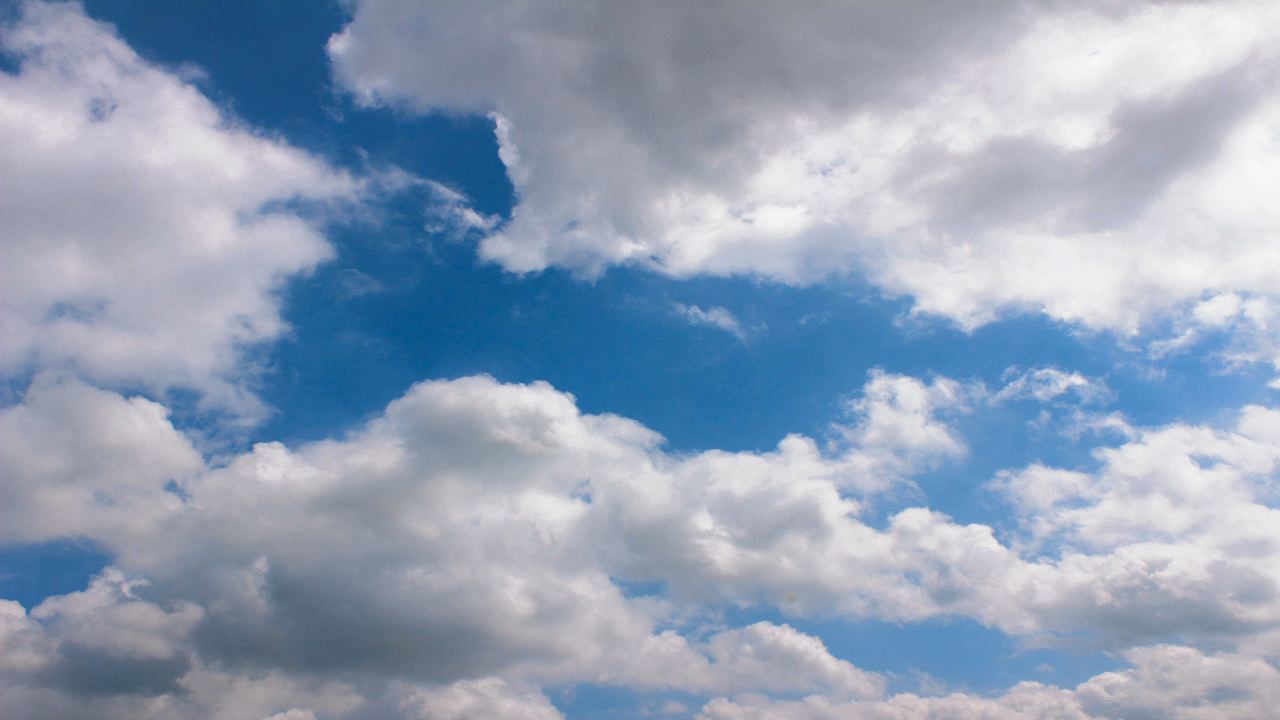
top-left (671, 302), bottom-right (756, 341)
top-left (994, 366), bottom-right (1111, 405)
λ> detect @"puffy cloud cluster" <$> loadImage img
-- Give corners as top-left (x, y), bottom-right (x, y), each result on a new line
top-left (0, 373), bottom-right (959, 687)
top-left (7, 567), bottom-right (1280, 720)
top-left (1, 367), bottom-right (1279, 716)
top-left (0, 1), bottom-right (360, 419)
top-left (331, 0), bottom-right (1280, 352)
top-left (994, 404), bottom-right (1280, 646)
top-left (0, 370), bottom-right (942, 716)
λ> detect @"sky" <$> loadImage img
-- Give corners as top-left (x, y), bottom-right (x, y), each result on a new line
top-left (3, 1), bottom-right (1280, 718)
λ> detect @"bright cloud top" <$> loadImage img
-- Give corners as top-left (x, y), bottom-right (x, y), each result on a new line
top-left (332, 0), bottom-right (1280, 346)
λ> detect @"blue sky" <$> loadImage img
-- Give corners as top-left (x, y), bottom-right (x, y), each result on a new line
top-left (3, 2), bottom-right (1280, 719)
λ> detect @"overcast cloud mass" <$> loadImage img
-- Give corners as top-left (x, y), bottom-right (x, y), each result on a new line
top-left (3, 1), bottom-right (1280, 718)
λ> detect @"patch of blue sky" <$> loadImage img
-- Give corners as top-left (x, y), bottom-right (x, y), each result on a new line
top-left (549, 684), bottom-right (702, 720)
top-left (0, 539), bottom-right (111, 611)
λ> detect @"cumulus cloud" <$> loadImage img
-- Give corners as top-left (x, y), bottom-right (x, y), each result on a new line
top-left (0, 371), bottom-right (946, 709)
top-left (0, 374), bottom-right (202, 545)
top-left (3, 368), bottom-right (1280, 715)
top-left (399, 631), bottom-right (882, 720)
top-left (0, 568), bottom-right (364, 720)
top-left (399, 678), bottom-right (564, 720)
top-left (833, 371), bottom-right (974, 489)
top-left (0, 1), bottom-right (360, 419)
top-left (698, 644), bottom-right (1280, 720)
top-left (330, 0), bottom-right (1280, 354)
top-left (698, 623), bottom-right (883, 700)
top-left (117, 372), bottom-right (977, 678)
top-left (989, 404), bottom-right (1280, 647)
top-left (143, 375), bottom-right (1280, 649)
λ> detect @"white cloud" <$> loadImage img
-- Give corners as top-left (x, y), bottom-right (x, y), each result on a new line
top-left (400, 678), bottom-right (564, 720)
top-left (0, 1), bottom-right (360, 419)
top-left (990, 404), bottom-right (1280, 646)
top-left (330, 0), bottom-right (1280, 357)
top-left (672, 303), bottom-right (752, 341)
top-left (1, 369), bottom-right (1279, 713)
top-left (121, 373), bottom-right (980, 683)
top-left (832, 371), bottom-right (974, 490)
top-left (4, 372), bottom-right (963, 698)
top-left (421, 178), bottom-right (501, 240)
top-left (396, 640), bottom-right (871, 720)
top-left (0, 374), bottom-right (202, 545)
top-left (698, 685), bottom-right (1085, 720)
top-left (699, 623), bottom-right (883, 700)
top-left (0, 370), bottom-right (953, 709)
top-left (30, 569), bottom-right (202, 664)
top-left (6, 368), bottom-right (1280, 668)
top-left (1075, 644), bottom-right (1280, 720)
top-left (697, 644), bottom-right (1280, 720)
top-left (994, 367), bottom-right (1109, 405)
top-left (0, 600), bottom-right (47, 674)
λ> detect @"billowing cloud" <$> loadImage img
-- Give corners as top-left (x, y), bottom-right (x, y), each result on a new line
top-left (1, 371), bottom-right (942, 712)
top-left (0, 1), bottom-right (359, 419)
top-left (330, 0), bottom-right (1280, 354)
top-left (1, 369), bottom-right (1275, 653)
top-left (2, 367), bottom-right (1279, 715)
